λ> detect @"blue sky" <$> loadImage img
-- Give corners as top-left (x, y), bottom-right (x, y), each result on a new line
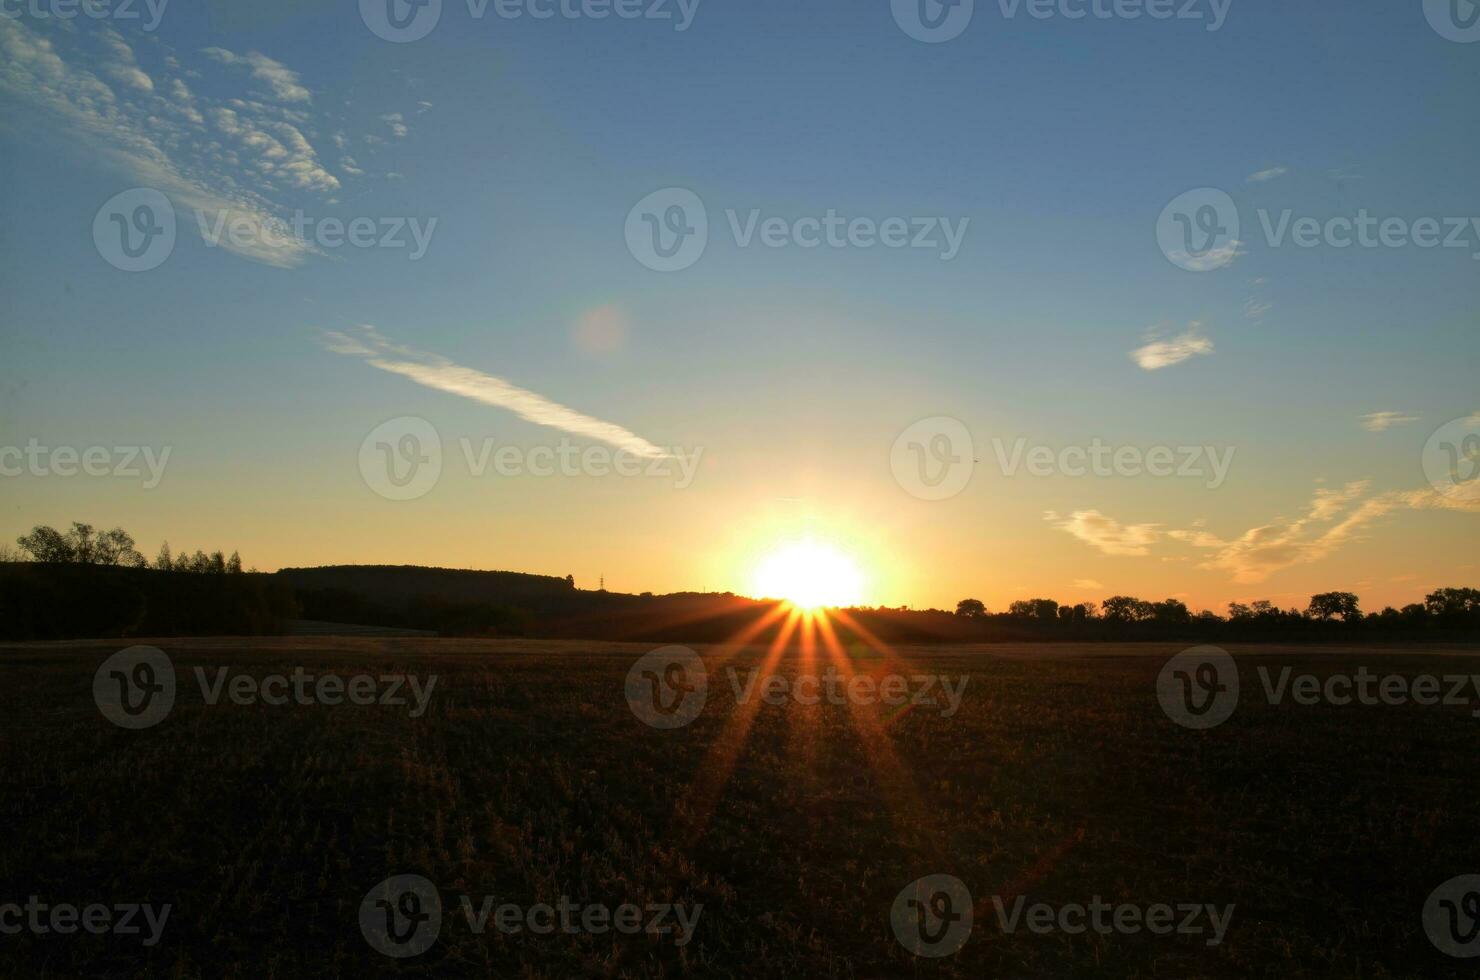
top-left (1, 0), bottom-right (1476, 610)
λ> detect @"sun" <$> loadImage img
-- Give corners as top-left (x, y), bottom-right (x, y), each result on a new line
top-left (750, 539), bottom-right (865, 611)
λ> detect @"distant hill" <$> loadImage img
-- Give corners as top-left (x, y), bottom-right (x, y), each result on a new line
top-left (275, 564), bottom-right (577, 606)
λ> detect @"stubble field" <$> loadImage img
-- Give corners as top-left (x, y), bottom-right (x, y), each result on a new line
top-left (1, 637), bottom-right (1477, 978)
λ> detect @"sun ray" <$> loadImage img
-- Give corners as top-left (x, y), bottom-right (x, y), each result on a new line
top-left (813, 611), bottom-right (950, 868)
top-left (676, 606), bottom-right (801, 846)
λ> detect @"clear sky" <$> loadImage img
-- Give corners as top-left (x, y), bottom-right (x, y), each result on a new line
top-left (1, 0), bottom-right (1476, 613)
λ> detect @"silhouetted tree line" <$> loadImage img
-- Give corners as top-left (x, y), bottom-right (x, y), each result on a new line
top-left (0, 564), bottom-right (297, 640)
top-left (14, 522), bottom-right (243, 574)
top-left (4, 521), bottom-right (1475, 643)
top-left (1, 522), bottom-right (284, 640)
top-left (952, 588), bottom-right (1480, 640)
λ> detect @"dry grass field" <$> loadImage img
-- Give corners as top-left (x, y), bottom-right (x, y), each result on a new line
top-left (1, 637), bottom-right (1478, 978)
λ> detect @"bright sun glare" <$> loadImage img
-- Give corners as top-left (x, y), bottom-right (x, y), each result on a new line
top-left (751, 540), bottom-right (864, 611)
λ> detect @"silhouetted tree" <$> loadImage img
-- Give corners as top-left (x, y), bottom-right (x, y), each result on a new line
top-left (95, 528), bottom-right (145, 567)
top-left (156, 541), bottom-right (173, 571)
top-left (1426, 587), bottom-right (1480, 617)
top-left (16, 523), bottom-right (143, 566)
top-left (1008, 598), bottom-right (1059, 621)
top-left (1101, 595), bottom-right (1152, 623)
top-left (1151, 598), bottom-right (1191, 625)
top-left (227, 551), bottom-right (243, 574)
top-left (955, 598), bottom-right (987, 618)
top-left (1307, 592), bottom-right (1361, 622)
top-left (16, 525), bottom-right (74, 563)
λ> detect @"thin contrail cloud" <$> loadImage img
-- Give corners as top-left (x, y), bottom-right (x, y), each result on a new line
top-left (321, 325), bottom-right (669, 458)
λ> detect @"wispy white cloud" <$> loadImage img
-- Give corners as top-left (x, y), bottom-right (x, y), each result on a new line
top-left (1247, 166), bottom-right (1288, 182)
top-left (0, 21), bottom-right (405, 267)
top-left (201, 47), bottom-right (311, 104)
top-left (1360, 411), bottom-right (1421, 432)
top-left (1131, 324), bottom-right (1214, 371)
top-left (381, 112), bottom-right (408, 139)
top-left (321, 326), bottom-right (670, 459)
top-left (1060, 481), bottom-right (1479, 584)
top-left (1046, 510), bottom-right (1160, 557)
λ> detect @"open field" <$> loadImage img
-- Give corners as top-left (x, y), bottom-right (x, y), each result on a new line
top-left (2, 638), bottom-right (1478, 978)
